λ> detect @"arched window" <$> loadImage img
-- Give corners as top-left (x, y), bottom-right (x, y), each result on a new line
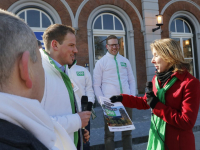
top-left (17, 8), bottom-right (54, 48)
top-left (93, 13), bottom-right (126, 63)
top-left (170, 18), bottom-right (195, 76)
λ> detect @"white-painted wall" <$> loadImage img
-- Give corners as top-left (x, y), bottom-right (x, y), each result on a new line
top-left (142, 0), bottom-right (161, 82)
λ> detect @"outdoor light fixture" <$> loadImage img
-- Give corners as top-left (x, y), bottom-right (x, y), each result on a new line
top-left (152, 14), bottom-right (163, 32)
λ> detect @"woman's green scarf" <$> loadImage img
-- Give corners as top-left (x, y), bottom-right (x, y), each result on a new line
top-left (44, 51), bottom-right (78, 146)
top-left (147, 76), bottom-right (177, 150)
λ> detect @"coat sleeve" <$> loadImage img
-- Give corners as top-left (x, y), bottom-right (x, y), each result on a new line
top-left (93, 61), bottom-right (104, 104)
top-left (41, 69), bottom-right (82, 134)
top-left (85, 69), bottom-right (95, 103)
top-left (153, 78), bottom-right (200, 130)
top-left (126, 60), bottom-right (136, 96)
top-left (53, 120), bottom-right (77, 150)
top-left (51, 114), bottom-right (81, 134)
top-left (121, 94), bottom-right (150, 109)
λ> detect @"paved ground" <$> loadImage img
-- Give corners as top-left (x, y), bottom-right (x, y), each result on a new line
top-left (115, 131), bottom-right (200, 150)
top-left (90, 105), bottom-right (200, 150)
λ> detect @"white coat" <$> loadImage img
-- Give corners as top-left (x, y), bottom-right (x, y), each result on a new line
top-left (0, 92), bottom-right (76, 150)
top-left (93, 52), bottom-right (136, 103)
top-left (40, 50), bottom-right (81, 143)
top-left (67, 61), bottom-right (95, 111)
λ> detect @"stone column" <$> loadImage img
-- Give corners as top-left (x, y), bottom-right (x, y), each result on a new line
top-left (142, 0), bottom-right (161, 81)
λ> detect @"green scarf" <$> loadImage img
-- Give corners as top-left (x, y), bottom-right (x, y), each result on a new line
top-left (43, 51), bottom-right (78, 146)
top-left (147, 76), bottom-right (177, 150)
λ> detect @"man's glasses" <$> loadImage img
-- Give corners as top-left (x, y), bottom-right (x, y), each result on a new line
top-left (107, 44), bottom-right (119, 48)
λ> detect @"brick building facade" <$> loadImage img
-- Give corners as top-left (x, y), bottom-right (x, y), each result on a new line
top-left (1, 0), bottom-right (200, 94)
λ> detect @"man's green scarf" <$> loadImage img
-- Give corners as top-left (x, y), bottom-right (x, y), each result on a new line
top-left (44, 51), bottom-right (78, 146)
top-left (147, 76), bottom-right (177, 150)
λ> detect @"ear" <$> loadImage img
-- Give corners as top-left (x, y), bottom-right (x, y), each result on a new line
top-left (106, 44), bottom-right (109, 49)
top-left (19, 51), bottom-right (32, 88)
top-left (51, 40), bottom-right (59, 51)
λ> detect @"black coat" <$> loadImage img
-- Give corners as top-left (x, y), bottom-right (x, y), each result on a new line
top-left (0, 119), bottom-right (48, 150)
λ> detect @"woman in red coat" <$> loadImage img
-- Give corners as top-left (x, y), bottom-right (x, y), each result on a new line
top-left (110, 38), bottom-right (200, 150)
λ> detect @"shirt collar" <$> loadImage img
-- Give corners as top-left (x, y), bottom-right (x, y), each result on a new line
top-left (51, 58), bottom-right (65, 72)
top-left (106, 51), bottom-right (119, 58)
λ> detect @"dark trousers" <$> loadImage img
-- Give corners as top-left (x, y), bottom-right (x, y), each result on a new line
top-left (104, 107), bottom-right (133, 150)
top-left (77, 130), bottom-right (81, 150)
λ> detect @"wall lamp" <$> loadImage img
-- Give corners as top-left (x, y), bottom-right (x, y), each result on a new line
top-left (152, 14), bottom-right (163, 32)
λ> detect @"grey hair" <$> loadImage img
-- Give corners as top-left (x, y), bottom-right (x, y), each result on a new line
top-left (0, 9), bottom-right (37, 85)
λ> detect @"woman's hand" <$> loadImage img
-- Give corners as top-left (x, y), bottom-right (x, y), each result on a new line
top-left (110, 95), bottom-right (123, 103)
top-left (146, 91), bottom-right (159, 109)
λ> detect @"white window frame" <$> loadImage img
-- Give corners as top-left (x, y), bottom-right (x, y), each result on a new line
top-left (169, 11), bottom-right (200, 79)
top-left (93, 13), bottom-right (126, 63)
top-left (17, 8), bottom-right (53, 31)
top-left (170, 18), bottom-right (196, 77)
top-left (171, 18), bottom-right (192, 33)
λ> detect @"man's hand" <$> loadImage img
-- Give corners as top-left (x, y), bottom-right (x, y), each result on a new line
top-left (110, 95), bottom-right (123, 103)
top-left (83, 129), bottom-right (90, 143)
top-left (78, 111), bottom-right (91, 128)
top-left (146, 91), bottom-right (159, 109)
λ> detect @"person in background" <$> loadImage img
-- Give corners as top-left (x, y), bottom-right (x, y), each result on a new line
top-left (68, 59), bottom-right (95, 150)
top-left (110, 38), bottom-right (200, 150)
top-left (93, 35), bottom-right (136, 150)
top-left (41, 24), bottom-right (91, 150)
top-left (0, 9), bottom-right (76, 150)
top-left (37, 40), bottom-right (43, 49)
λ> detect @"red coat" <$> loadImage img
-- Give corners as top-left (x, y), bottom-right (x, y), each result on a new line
top-left (122, 71), bottom-right (200, 150)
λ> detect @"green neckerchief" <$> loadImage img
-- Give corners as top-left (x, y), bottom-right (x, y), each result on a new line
top-left (43, 51), bottom-right (78, 146)
top-left (147, 76), bottom-right (177, 150)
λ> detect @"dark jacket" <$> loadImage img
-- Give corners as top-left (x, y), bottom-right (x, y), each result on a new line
top-left (122, 71), bottom-right (200, 150)
top-left (0, 119), bottom-right (48, 150)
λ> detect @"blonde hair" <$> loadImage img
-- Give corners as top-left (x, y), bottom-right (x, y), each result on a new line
top-left (150, 38), bottom-right (190, 73)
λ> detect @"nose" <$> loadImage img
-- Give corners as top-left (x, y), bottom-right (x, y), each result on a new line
top-left (73, 47), bottom-right (78, 53)
top-left (151, 57), bottom-right (155, 64)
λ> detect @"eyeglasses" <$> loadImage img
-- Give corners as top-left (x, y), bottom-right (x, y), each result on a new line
top-left (107, 44), bottom-right (119, 48)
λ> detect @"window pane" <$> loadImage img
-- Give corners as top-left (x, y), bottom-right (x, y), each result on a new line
top-left (94, 36), bottom-right (107, 61)
top-left (171, 38), bottom-right (180, 46)
top-left (185, 59), bottom-right (194, 75)
top-left (103, 14), bottom-right (113, 30)
top-left (34, 32), bottom-right (44, 49)
top-left (184, 22), bottom-right (191, 33)
top-left (183, 38), bottom-right (193, 58)
top-left (176, 19), bottom-right (184, 32)
top-left (19, 12), bottom-right (25, 20)
top-left (27, 10), bottom-right (40, 27)
top-left (42, 13), bottom-right (51, 28)
top-left (94, 16), bottom-right (102, 29)
top-left (117, 37), bottom-right (124, 56)
top-left (115, 17), bottom-right (123, 30)
top-left (170, 20), bottom-right (175, 32)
